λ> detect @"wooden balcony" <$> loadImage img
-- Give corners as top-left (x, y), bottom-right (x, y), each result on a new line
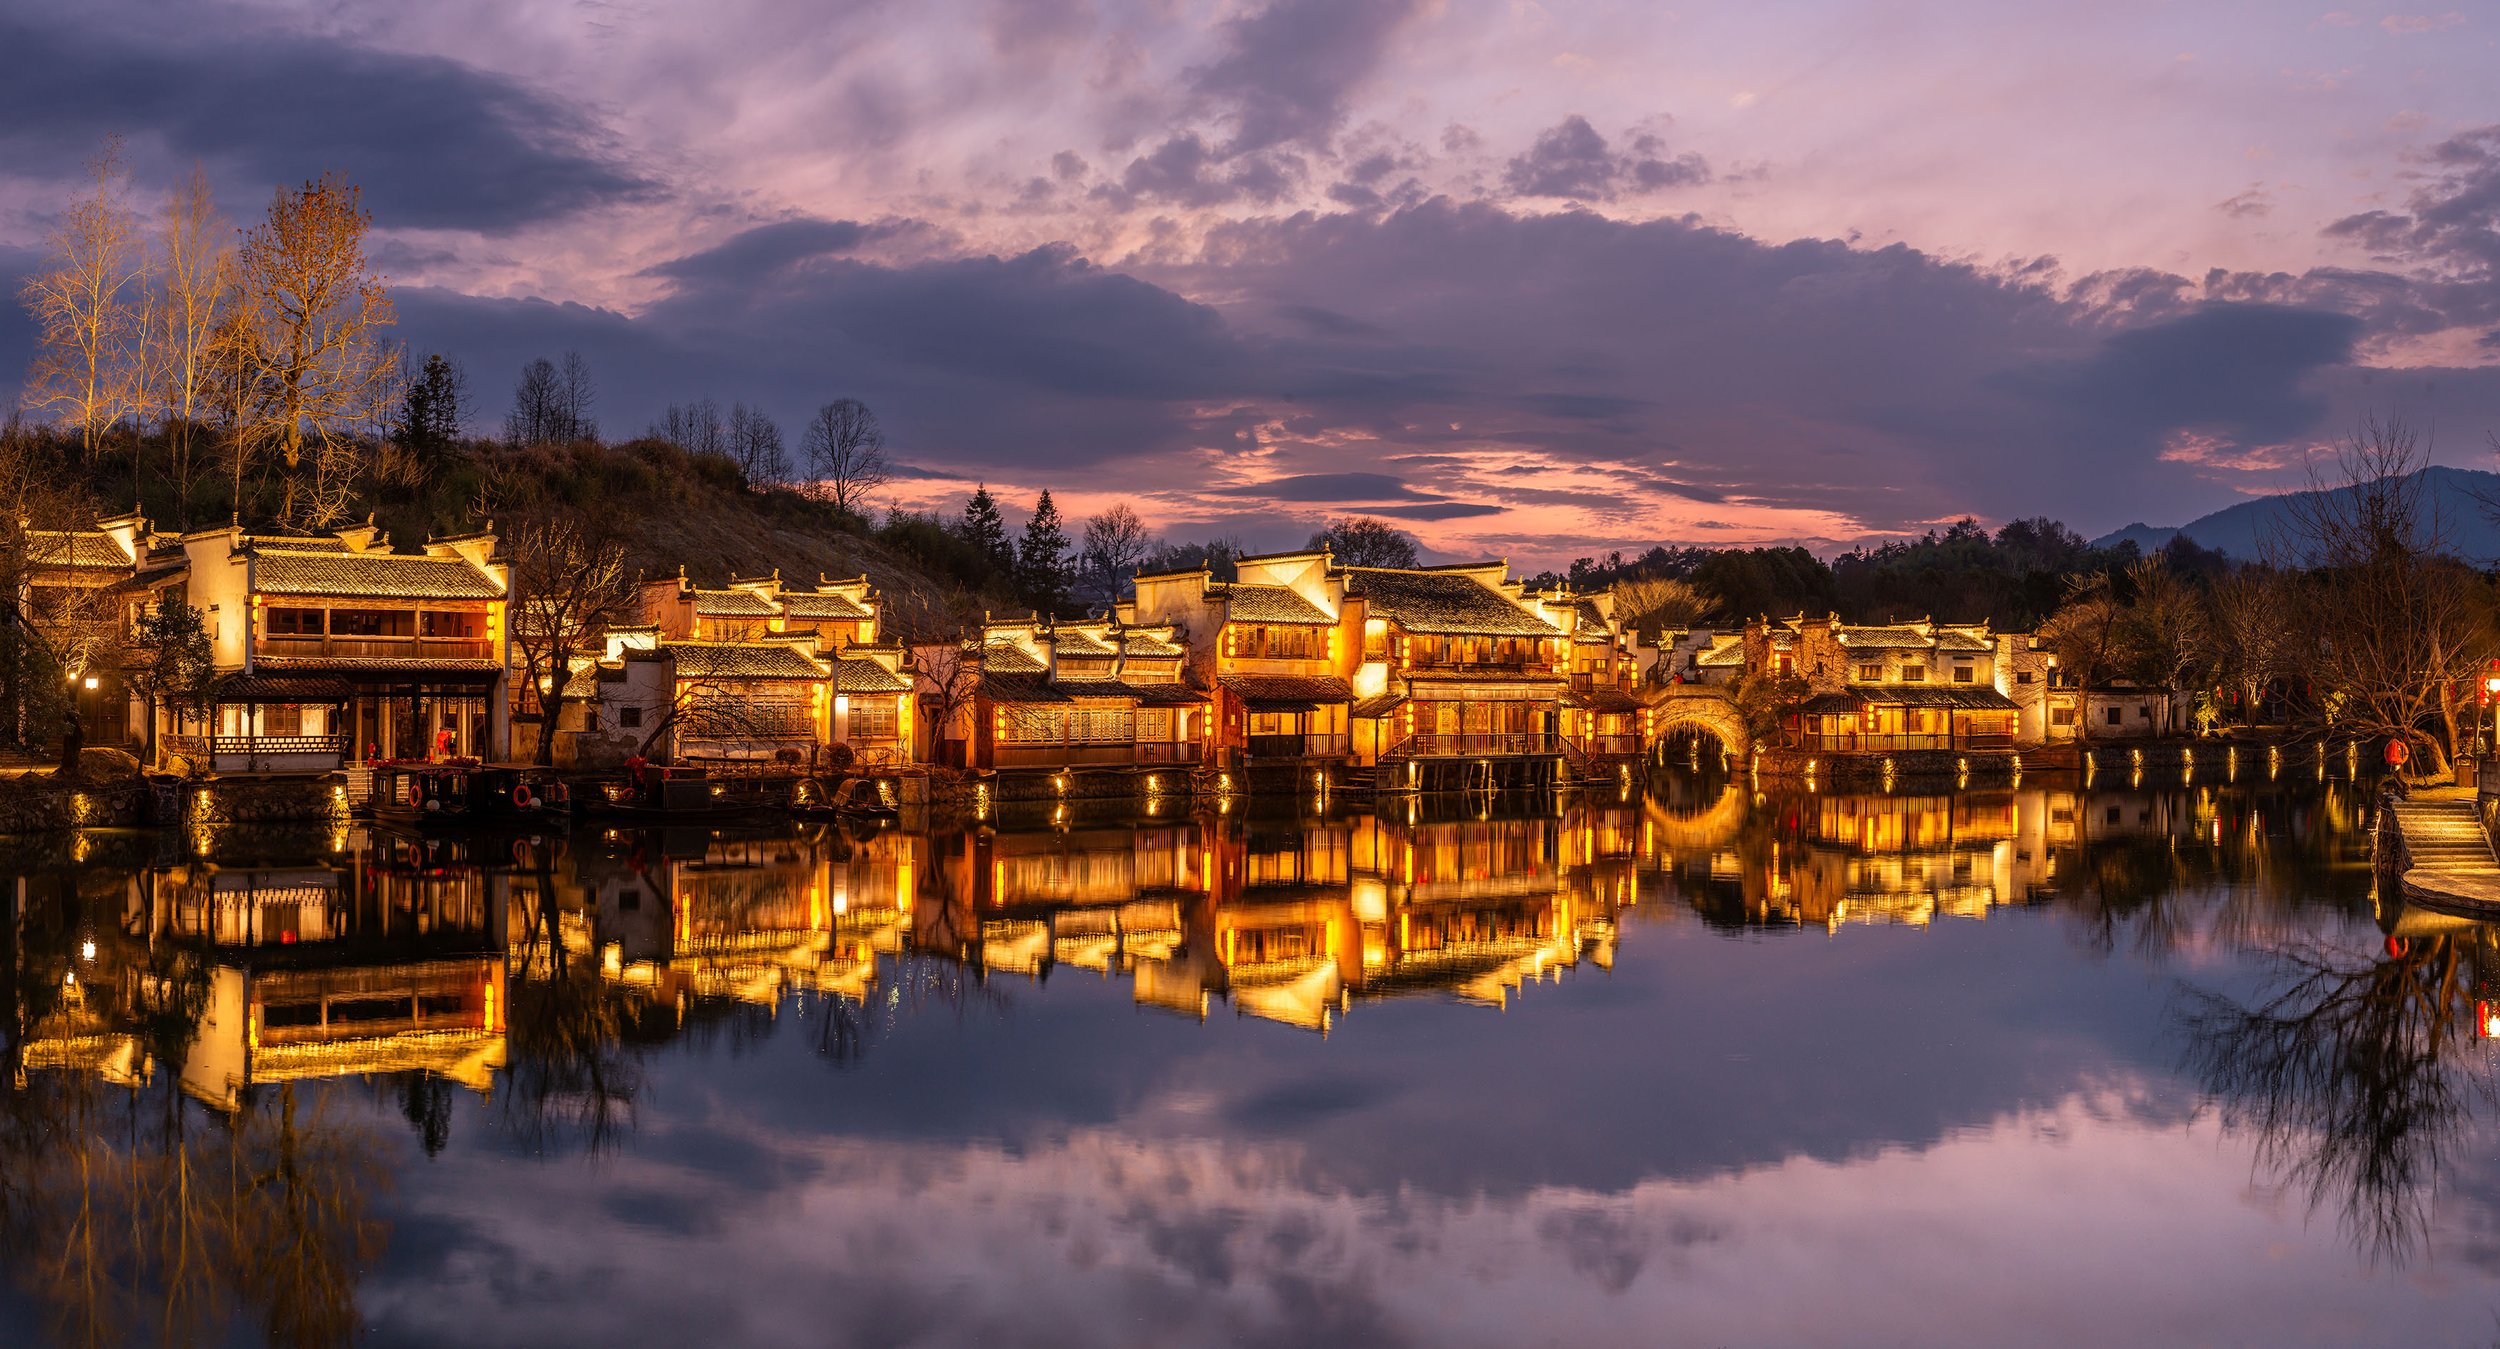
top-left (258, 634), bottom-right (495, 662)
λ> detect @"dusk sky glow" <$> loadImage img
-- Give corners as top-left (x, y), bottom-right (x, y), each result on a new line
top-left (6, 0), bottom-right (2500, 564)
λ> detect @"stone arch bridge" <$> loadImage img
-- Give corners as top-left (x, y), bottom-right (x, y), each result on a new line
top-left (1648, 684), bottom-right (1750, 759)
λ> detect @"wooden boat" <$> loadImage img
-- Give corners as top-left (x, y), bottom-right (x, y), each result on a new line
top-left (369, 761), bottom-right (574, 829)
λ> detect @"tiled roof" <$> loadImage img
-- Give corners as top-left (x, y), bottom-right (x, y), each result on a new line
top-left (210, 674), bottom-right (355, 702)
top-left (1046, 678), bottom-right (1209, 704)
top-left (835, 658), bottom-right (911, 693)
top-left (243, 535), bottom-right (347, 552)
top-left (1835, 685), bottom-right (2019, 710)
top-left (1221, 584), bottom-right (1331, 625)
top-left (980, 643), bottom-right (1047, 674)
top-left (255, 551), bottom-right (503, 600)
top-left (1343, 568), bottom-right (1559, 637)
top-left (981, 672), bottom-right (1069, 704)
top-left (1051, 629), bottom-right (1118, 655)
top-left (1934, 630), bottom-right (1993, 651)
top-left (1219, 674), bottom-right (1354, 706)
top-left (1120, 632), bottom-right (1187, 657)
top-left (1351, 692), bottom-right (1409, 719)
top-left (1127, 682), bottom-right (1209, 706)
top-left (783, 590), bottom-right (873, 620)
top-left (667, 643), bottom-right (827, 681)
top-left (27, 531), bottom-right (130, 570)
top-left (1567, 687), bottom-right (1644, 712)
top-left (1695, 640), bottom-right (1746, 667)
top-left (1834, 626), bottom-right (1932, 648)
top-left (691, 588), bottom-right (778, 617)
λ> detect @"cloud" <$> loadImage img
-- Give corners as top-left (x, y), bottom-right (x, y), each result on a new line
top-left (2380, 12), bottom-right (2467, 33)
top-left (350, 199), bottom-right (2412, 554)
top-left (1189, 0), bottom-right (1424, 156)
top-left (1503, 117), bottom-right (1710, 202)
top-left (0, 5), bottom-right (654, 231)
top-left (1998, 302), bottom-right (2363, 459)
top-left (641, 219), bottom-right (884, 286)
top-left (2217, 187), bottom-right (2274, 219)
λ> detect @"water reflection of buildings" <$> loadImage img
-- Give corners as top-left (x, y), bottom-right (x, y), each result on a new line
top-left (562, 826), bottom-right (917, 1008)
top-left (14, 831), bottom-right (510, 1107)
top-left (948, 803), bottom-right (1640, 1031)
top-left (1643, 777), bottom-right (2364, 931)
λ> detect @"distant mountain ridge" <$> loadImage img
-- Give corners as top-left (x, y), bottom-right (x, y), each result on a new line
top-left (2089, 465), bottom-right (2500, 563)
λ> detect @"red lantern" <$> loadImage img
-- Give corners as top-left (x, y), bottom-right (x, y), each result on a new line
top-left (2385, 739), bottom-right (2410, 768)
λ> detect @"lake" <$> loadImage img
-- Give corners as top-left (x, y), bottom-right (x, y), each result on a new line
top-left (4, 770), bottom-right (2497, 1347)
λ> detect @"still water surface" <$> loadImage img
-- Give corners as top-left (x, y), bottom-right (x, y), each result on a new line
top-left (5, 773), bottom-right (2500, 1346)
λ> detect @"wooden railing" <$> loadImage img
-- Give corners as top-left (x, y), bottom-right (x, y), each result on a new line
top-left (992, 742), bottom-right (1204, 769)
top-left (1245, 732), bottom-right (1350, 758)
top-left (1383, 732), bottom-right (1561, 759)
top-left (258, 635), bottom-right (494, 662)
top-left (165, 734), bottom-right (348, 759)
top-left (1789, 732), bottom-right (2016, 752)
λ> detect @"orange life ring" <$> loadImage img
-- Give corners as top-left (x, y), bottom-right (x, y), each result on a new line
top-left (513, 782), bottom-right (531, 808)
top-left (405, 780), bottom-right (423, 808)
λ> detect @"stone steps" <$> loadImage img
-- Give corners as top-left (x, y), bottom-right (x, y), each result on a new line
top-left (2389, 801), bottom-right (2500, 877)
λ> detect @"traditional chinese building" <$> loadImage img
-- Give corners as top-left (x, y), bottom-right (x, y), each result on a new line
top-left (24, 508), bottom-right (151, 746)
top-left (934, 616), bottom-right (1207, 775)
top-left (1128, 549), bottom-right (1353, 775)
top-left (144, 523), bottom-right (510, 777)
top-left (584, 627), bottom-right (918, 767)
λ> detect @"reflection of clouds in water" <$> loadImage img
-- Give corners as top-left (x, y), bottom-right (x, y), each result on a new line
top-left (367, 1088), bottom-right (2500, 1348)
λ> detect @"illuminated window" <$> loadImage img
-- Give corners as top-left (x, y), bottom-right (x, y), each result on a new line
top-left (1952, 663), bottom-right (1975, 683)
top-left (1856, 662), bottom-right (1882, 681)
top-left (1899, 665), bottom-right (1926, 682)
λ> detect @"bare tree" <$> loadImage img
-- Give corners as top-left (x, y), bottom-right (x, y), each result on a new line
top-left (153, 165), bottom-right (235, 513)
top-left (802, 398), bottom-right (890, 514)
top-left (1609, 575), bottom-right (1710, 636)
top-left (19, 138), bottom-right (147, 465)
top-left (905, 641), bottom-right (981, 766)
top-left (506, 510), bottom-right (638, 765)
top-left (629, 675), bottom-right (799, 762)
top-left (1309, 516), bottom-right (1419, 569)
top-left (233, 175), bottom-right (395, 525)
top-left (504, 357), bottom-right (562, 446)
top-left (2208, 565), bottom-right (2299, 727)
top-left (650, 398), bottom-right (726, 457)
top-left (1079, 501), bottom-right (1151, 609)
top-left (2038, 571), bottom-right (2126, 744)
top-left (556, 349), bottom-right (597, 443)
top-left (2118, 554), bottom-right (2209, 736)
top-left (728, 402), bottom-right (788, 488)
top-left (2281, 417), bottom-right (2494, 777)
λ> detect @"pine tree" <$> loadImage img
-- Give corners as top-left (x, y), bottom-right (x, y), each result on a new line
top-left (1017, 490), bottom-right (1071, 615)
top-left (958, 484), bottom-right (1014, 573)
top-left (397, 353), bottom-right (465, 456)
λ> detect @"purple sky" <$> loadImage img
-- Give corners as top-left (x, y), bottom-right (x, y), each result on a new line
top-left (4, 0), bottom-right (2499, 563)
